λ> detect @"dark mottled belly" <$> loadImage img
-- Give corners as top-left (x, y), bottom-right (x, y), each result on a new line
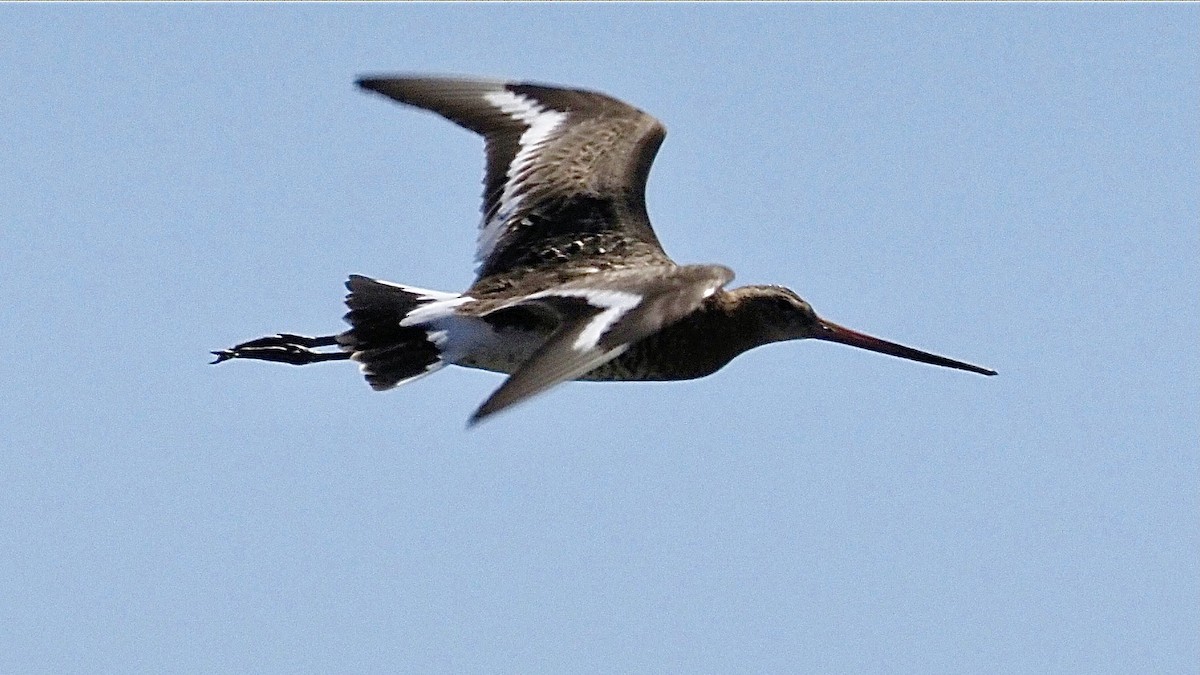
top-left (579, 315), bottom-right (739, 382)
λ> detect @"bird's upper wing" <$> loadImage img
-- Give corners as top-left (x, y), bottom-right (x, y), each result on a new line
top-left (469, 264), bottom-right (735, 424)
top-left (357, 76), bottom-right (671, 280)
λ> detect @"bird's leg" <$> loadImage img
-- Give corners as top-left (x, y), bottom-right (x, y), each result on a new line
top-left (210, 333), bottom-right (350, 366)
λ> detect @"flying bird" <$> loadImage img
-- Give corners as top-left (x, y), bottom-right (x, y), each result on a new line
top-left (213, 75), bottom-right (995, 424)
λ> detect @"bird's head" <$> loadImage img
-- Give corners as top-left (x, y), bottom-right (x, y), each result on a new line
top-left (729, 285), bottom-right (997, 376)
top-left (729, 285), bottom-right (821, 342)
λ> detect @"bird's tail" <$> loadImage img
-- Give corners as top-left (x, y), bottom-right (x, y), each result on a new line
top-left (337, 274), bottom-right (465, 390)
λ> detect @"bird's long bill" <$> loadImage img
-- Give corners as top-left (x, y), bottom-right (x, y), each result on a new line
top-left (817, 319), bottom-right (997, 376)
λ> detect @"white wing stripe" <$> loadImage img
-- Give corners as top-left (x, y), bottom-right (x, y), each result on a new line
top-left (527, 289), bottom-right (643, 352)
top-left (478, 90), bottom-right (567, 263)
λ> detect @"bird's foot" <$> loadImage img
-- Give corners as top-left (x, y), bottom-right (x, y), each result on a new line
top-left (210, 333), bottom-right (347, 365)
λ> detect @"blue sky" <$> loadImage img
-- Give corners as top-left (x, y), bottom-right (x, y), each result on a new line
top-left (2, 4), bottom-right (1197, 673)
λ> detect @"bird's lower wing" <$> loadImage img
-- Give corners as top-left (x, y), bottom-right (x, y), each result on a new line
top-left (469, 264), bottom-right (734, 424)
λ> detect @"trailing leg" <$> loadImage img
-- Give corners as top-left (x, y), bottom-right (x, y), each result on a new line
top-left (210, 333), bottom-right (349, 365)
top-left (212, 275), bottom-right (466, 391)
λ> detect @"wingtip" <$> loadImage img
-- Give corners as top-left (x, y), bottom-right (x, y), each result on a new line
top-left (465, 408), bottom-right (491, 429)
top-left (466, 397), bottom-right (504, 427)
top-left (355, 76), bottom-right (384, 92)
